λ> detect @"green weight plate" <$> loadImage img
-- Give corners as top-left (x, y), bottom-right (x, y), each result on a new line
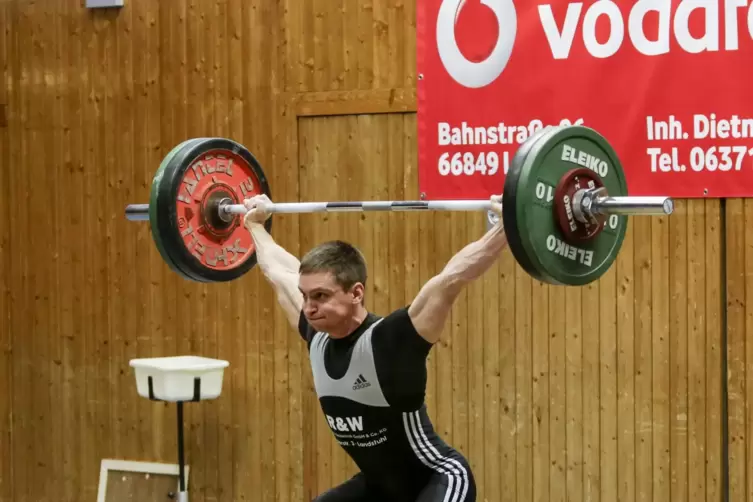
top-left (154, 138), bottom-right (272, 283)
top-left (149, 138), bottom-right (210, 282)
top-left (502, 126), bottom-right (555, 283)
top-left (514, 125), bottom-right (628, 286)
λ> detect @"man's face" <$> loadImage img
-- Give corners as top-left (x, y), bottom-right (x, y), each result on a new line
top-left (299, 271), bottom-right (363, 336)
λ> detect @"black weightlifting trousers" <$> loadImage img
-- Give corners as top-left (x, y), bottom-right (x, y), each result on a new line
top-left (312, 467), bottom-right (476, 502)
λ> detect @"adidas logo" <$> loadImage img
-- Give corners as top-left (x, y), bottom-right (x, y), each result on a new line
top-left (352, 374), bottom-right (371, 391)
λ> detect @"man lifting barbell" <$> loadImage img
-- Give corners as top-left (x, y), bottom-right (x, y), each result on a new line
top-left (242, 192), bottom-right (507, 502)
top-left (123, 124), bottom-right (675, 500)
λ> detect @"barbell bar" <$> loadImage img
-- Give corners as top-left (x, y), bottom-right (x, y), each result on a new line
top-left (126, 194), bottom-right (672, 221)
top-left (124, 125), bottom-right (674, 285)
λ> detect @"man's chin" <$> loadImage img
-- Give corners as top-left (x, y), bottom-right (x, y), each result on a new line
top-left (307, 318), bottom-right (326, 329)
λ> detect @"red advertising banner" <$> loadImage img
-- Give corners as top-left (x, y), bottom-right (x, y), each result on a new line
top-left (417, 0), bottom-right (753, 199)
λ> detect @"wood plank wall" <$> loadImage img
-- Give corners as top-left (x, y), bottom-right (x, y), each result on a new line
top-left (725, 200), bottom-right (753, 502)
top-left (0, 2), bottom-right (10, 501)
top-left (0, 1), bottom-right (749, 501)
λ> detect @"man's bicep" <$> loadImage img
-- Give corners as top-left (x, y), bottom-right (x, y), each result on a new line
top-left (407, 274), bottom-right (458, 344)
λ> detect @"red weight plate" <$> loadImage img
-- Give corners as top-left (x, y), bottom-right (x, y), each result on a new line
top-left (553, 168), bottom-right (606, 244)
top-left (156, 138), bottom-right (272, 282)
top-left (177, 148), bottom-right (263, 272)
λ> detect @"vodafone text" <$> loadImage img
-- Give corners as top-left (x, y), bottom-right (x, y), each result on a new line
top-left (538, 0), bottom-right (753, 59)
top-left (436, 118), bottom-right (584, 178)
top-left (645, 113), bottom-right (753, 172)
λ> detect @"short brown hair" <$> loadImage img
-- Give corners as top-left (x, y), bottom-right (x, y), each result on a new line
top-left (299, 240), bottom-right (367, 291)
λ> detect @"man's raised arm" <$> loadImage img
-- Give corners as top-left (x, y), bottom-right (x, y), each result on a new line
top-left (408, 195), bottom-right (507, 344)
top-left (244, 196), bottom-right (303, 328)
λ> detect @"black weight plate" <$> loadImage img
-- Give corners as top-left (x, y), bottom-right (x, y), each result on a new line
top-left (149, 138), bottom-right (210, 282)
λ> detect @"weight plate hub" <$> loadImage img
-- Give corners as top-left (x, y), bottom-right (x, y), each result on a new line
top-left (506, 126), bottom-right (627, 286)
top-left (553, 168), bottom-right (606, 243)
top-left (151, 138), bottom-right (272, 282)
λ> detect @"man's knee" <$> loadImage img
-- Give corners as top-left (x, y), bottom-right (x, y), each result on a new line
top-left (417, 467), bottom-right (477, 502)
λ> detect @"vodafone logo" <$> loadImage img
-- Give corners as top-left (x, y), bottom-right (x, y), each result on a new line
top-left (436, 0), bottom-right (753, 89)
top-left (436, 0), bottom-right (518, 88)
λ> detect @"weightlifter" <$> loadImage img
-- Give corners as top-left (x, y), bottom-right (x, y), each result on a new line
top-left (242, 193), bottom-right (507, 502)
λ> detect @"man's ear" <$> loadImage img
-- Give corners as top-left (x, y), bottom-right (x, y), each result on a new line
top-left (351, 283), bottom-right (365, 304)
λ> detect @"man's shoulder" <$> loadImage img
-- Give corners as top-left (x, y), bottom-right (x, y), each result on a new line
top-left (371, 306), bottom-right (409, 324)
top-left (366, 307), bottom-right (405, 334)
top-left (369, 306), bottom-right (432, 353)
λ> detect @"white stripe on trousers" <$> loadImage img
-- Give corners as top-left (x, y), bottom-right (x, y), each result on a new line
top-left (402, 411), bottom-right (469, 502)
top-left (410, 412), bottom-right (470, 502)
top-left (402, 412), bottom-right (458, 502)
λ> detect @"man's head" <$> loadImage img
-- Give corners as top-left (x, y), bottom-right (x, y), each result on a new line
top-left (298, 240), bottom-right (368, 336)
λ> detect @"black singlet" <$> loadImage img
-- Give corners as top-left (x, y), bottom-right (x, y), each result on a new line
top-left (299, 307), bottom-right (476, 502)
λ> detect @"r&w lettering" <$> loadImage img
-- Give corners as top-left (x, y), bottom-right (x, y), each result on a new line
top-left (326, 414), bottom-right (364, 432)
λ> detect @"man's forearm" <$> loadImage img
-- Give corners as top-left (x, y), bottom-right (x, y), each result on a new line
top-left (248, 222), bottom-right (300, 279)
top-left (439, 220), bottom-right (507, 289)
top-left (247, 221), bottom-right (303, 328)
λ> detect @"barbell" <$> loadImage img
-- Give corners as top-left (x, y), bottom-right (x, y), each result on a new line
top-left (124, 125), bottom-right (673, 286)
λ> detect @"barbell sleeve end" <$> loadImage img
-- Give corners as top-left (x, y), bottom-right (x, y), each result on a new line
top-left (125, 204), bottom-right (150, 221)
top-left (591, 195), bottom-right (674, 216)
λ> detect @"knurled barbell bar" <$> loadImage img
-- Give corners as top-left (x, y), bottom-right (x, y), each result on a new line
top-left (124, 126), bottom-right (674, 286)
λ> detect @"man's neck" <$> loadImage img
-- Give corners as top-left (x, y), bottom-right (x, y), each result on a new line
top-left (329, 306), bottom-right (369, 339)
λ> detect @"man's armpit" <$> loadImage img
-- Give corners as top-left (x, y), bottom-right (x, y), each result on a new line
top-left (298, 311), bottom-right (314, 343)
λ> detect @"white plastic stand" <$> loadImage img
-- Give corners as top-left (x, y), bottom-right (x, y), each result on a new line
top-left (129, 356), bottom-right (229, 502)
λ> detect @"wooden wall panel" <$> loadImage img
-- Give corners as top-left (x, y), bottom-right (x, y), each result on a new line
top-left (0, 0), bottom-right (10, 500)
top-left (0, 1), bottom-right (292, 501)
top-left (0, 0), bottom-right (749, 501)
top-left (282, 0), bottom-right (415, 92)
top-left (725, 199), bottom-right (753, 502)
